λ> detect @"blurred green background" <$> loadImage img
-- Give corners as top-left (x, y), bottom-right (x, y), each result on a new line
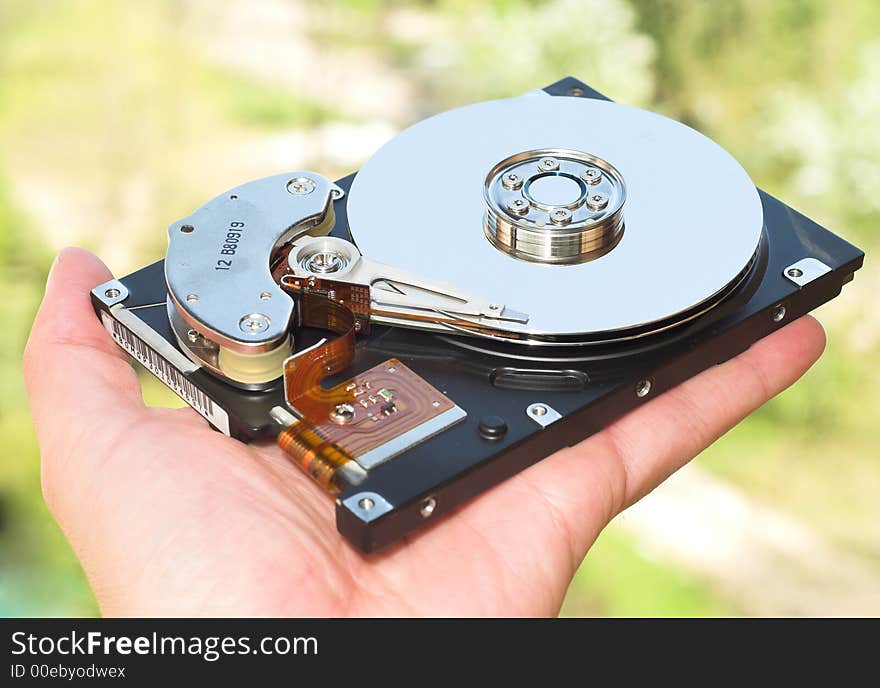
top-left (1, 0), bottom-right (878, 617)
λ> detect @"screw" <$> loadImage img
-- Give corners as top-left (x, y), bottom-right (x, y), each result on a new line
top-left (186, 293), bottom-right (199, 303)
top-left (538, 157), bottom-right (560, 172)
top-left (358, 497), bottom-right (375, 511)
top-left (581, 168), bottom-right (602, 185)
top-left (502, 172), bottom-right (523, 190)
top-left (636, 379), bottom-right (652, 397)
top-left (180, 224), bottom-right (194, 233)
top-left (786, 267), bottom-right (804, 278)
top-left (104, 288), bottom-right (121, 299)
top-left (587, 192), bottom-right (609, 210)
top-left (287, 177), bottom-right (317, 195)
top-left (772, 305), bottom-right (786, 322)
top-left (330, 403), bottom-right (355, 425)
top-left (260, 291), bottom-right (272, 300)
top-left (549, 208), bottom-right (572, 225)
top-left (507, 198), bottom-right (529, 215)
top-left (238, 313), bottom-right (270, 334)
top-left (529, 403), bottom-right (548, 417)
top-left (186, 329), bottom-right (199, 343)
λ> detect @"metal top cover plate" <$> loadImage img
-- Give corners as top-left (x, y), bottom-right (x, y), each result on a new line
top-left (165, 172), bottom-right (335, 351)
top-left (346, 95), bottom-right (764, 339)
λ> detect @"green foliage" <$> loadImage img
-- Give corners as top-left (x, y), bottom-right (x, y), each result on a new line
top-left (561, 525), bottom-right (739, 617)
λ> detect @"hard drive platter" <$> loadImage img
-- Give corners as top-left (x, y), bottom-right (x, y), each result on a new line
top-left (91, 77), bottom-right (863, 552)
top-left (348, 94), bottom-right (763, 342)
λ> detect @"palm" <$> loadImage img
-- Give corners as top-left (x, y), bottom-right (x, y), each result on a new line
top-left (25, 249), bottom-right (826, 616)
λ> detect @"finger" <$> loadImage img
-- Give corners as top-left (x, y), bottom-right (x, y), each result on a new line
top-left (525, 315), bottom-right (824, 563)
top-left (24, 247), bottom-right (145, 452)
top-left (458, 316), bottom-right (826, 576)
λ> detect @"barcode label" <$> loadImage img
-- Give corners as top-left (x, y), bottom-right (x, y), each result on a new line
top-left (101, 311), bottom-right (231, 436)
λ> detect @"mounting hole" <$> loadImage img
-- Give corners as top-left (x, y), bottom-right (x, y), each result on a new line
top-left (260, 291), bottom-right (272, 300)
top-left (636, 379), bottom-right (652, 398)
top-left (568, 86), bottom-right (585, 97)
top-left (104, 288), bottom-right (120, 299)
top-left (529, 403), bottom-right (548, 416)
top-left (771, 304), bottom-right (787, 322)
top-left (229, 194), bottom-right (238, 200)
top-left (358, 497), bottom-right (375, 511)
top-left (186, 293), bottom-right (199, 303)
top-left (786, 267), bottom-right (804, 278)
top-left (180, 224), bottom-right (194, 233)
top-left (420, 497), bottom-right (437, 519)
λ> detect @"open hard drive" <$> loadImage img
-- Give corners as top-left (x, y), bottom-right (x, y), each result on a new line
top-left (91, 77), bottom-right (863, 553)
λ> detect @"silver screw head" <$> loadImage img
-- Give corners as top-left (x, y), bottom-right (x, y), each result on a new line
top-left (538, 157), bottom-right (560, 172)
top-left (587, 192), bottom-right (609, 210)
top-left (636, 379), bottom-right (652, 397)
top-left (186, 328), bottom-right (199, 343)
top-left (502, 173), bottom-right (523, 190)
top-left (581, 168), bottom-right (602, 185)
top-left (287, 177), bottom-right (317, 195)
top-left (238, 313), bottom-right (270, 334)
top-left (549, 208), bottom-right (572, 225)
top-left (104, 287), bottom-right (121, 299)
top-left (507, 197), bottom-right (529, 215)
top-left (786, 267), bottom-right (804, 278)
top-left (330, 403), bottom-right (356, 425)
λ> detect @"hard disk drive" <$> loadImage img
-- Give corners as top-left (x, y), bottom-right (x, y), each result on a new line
top-left (91, 77), bottom-right (864, 553)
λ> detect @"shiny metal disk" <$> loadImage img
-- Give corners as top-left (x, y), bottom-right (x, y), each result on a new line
top-left (347, 94), bottom-right (764, 340)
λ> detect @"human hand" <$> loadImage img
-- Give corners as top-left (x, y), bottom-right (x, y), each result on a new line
top-left (24, 248), bottom-right (826, 616)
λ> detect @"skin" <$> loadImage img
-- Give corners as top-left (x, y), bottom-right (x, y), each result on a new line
top-left (23, 247), bottom-right (826, 617)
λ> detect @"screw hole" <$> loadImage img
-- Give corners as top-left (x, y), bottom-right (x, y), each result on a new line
top-left (186, 293), bottom-right (198, 303)
top-left (260, 291), bottom-right (272, 300)
top-left (358, 497), bottom-right (374, 511)
top-left (229, 194), bottom-right (238, 200)
top-left (180, 224), bottom-right (194, 233)
top-left (636, 379), bottom-right (652, 398)
top-left (530, 404), bottom-right (548, 416)
top-left (568, 86), bottom-right (585, 97)
top-left (772, 304), bottom-right (786, 322)
top-left (420, 497), bottom-right (437, 519)
top-left (786, 267), bottom-right (804, 278)
top-left (104, 288), bottom-right (120, 299)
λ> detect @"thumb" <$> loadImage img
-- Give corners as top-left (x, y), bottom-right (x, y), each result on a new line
top-left (24, 247), bottom-right (144, 461)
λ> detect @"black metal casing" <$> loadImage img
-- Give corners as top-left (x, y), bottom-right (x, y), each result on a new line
top-left (92, 77), bottom-right (864, 552)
